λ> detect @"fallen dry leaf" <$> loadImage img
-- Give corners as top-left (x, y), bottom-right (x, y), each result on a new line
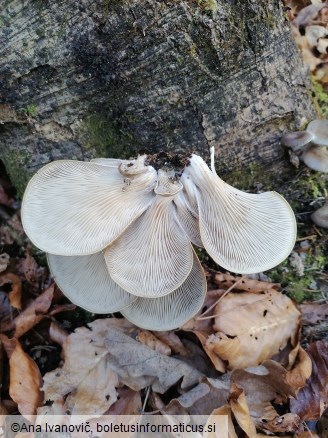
top-left (213, 273), bottom-right (279, 292)
top-left (0, 253), bottom-right (9, 273)
top-left (231, 361), bottom-right (301, 433)
top-left (285, 347), bottom-right (312, 393)
top-left (49, 321), bottom-right (68, 347)
top-left (209, 405), bottom-right (238, 438)
top-left (42, 321), bottom-right (119, 415)
top-left (191, 330), bottom-right (226, 373)
top-left (206, 290), bottom-right (300, 369)
top-left (2, 337), bottom-right (43, 416)
top-left (103, 324), bottom-right (202, 393)
top-left (229, 383), bottom-right (258, 438)
top-left (14, 284), bottom-right (54, 338)
top-left (164, 377), bottom-right (229, 416)
top-left (154, 331), bottom-right (189, 356)
top-left (137, 330), bottom-right (171, 355)
top-left (49, 303), bottom-right (76, 316)
top-left (64, 358), bottom-right (119, 415)
top-left (20, 252), bottom-right (40, 285)
top-left (183, 289), bottom-right (227, 372)
top-left (301, 302), bottom-right (328, 324)
top-left (290, 341), bottom-right (328, 420)
top-left (183, 289), bottom-right (226, 333)
top-left (42, 319), bottom-right (201, 415)
top-left (105, 387), bottom-right (142, 415)
top-left (229, 381), bottom-right (300, 436)
top-left (0, 273), bottom-right (22, 309)
top-left (293, 3), bottom-right (326, 27)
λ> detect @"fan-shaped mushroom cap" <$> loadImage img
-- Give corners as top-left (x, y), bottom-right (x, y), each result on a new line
top-left (306, 119), bottom-right (328, 147)
top-left (281, 131), bottom-right (313, 151)
top-left (47, 252), bottom-right (135, 313)
top-left (180, 167), bottom-right (199, 216)
top-left (188, 154), bottom-right (297, 274)
top-left (105, 171), bottom-right (193, 297)
top-left (22, 160), bottom-right (157, 256)
top-left (173, 192), bottom-right (203, 247)
top-left (302, 146), bottom-right (328, 172)
top-left (311, 200), bottom-right (328, 228)
top-left (121, 250), bottom-right (206, 331)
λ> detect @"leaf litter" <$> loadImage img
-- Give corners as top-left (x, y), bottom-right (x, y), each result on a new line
top-left (0, 160), bottom-right (328, 436)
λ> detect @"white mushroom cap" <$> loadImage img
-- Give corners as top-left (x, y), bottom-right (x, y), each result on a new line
top-left (21, 160), bottom-right (157, 255)
top-left (188, 152), bottom-right (297, 274)
top-left (47, 252), bottom-right (135, 313)
top-left (105, 170), bottom-right (194, 297)
top-left (306, 119), bottom-right (328, 147)
top-left (180, 166), bottom-right (199, 216)
top-left (119, 155), bottom-right (149, 176)
top-left (121, 250), bottom-right (206, 331)
top-left (311, 200), bottom-right (328, 228)
top-left (302, 146), bottom-right (328, 172)
top-left (281, 131), bottom-right (314, 151)
top-left (173, 192), bottom-right (204, 248)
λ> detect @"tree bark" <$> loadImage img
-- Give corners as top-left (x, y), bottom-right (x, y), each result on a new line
top-left (0, 0), bottom-right (316, 196)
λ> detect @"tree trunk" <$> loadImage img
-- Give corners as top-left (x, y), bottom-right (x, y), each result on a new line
top-left (0, 0), bottom-right (316, 196)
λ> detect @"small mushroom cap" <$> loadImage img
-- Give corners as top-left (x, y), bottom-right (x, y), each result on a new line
top-left (21, 160), bottom-right (157, 256)
top-left (281, 131), bottom-right (314, 151)
top-left (188, 154), bottom-right (297, 274)
top-left (306, 119), bottom-right (328, 147)
top-left (121, 250), bottom-right (206, 331)
top-left (105, 172), bottom-right (194, 297)
top-left (311, 201), bottom-right (328, 228)
top-left (302, 146), bottom-right (328, 172)
top-left (119, 155), bottom-right (149, 176)
top-left (47, 252), bottom-right (135, 313)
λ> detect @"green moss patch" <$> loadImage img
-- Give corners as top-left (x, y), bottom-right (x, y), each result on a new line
top-left (80, 114), bottom-right (136, 159)
top-left (1, 145), bottom-right (33, 199)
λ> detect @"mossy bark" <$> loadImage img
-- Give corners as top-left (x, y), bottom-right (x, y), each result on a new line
top-left (0, 0), bottom-right (316, 196)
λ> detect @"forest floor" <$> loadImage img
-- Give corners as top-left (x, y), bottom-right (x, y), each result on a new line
top-left (0, 1), bottom-right (328, 437)
top-left (0, 142), bottom-right (327, 437)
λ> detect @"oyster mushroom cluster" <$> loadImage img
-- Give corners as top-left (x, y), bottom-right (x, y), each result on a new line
top-left (21, 149), bottom-right (297, 331)
top-left (282, 119), bottom-right (328, 172)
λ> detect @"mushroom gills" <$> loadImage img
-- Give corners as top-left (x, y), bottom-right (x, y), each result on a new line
top-left (173, 191), bottom-right (203, 247)
top-left (21, 160), bottom-right (157, 256)
top-left (188, 154), bottom-right (297, 274)
top-left (121, 250), bottom-right (207, 331)
top-left (105, 171), bottom-right (194, 297)
top-left (47, 251), bottom-right (136, 313)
